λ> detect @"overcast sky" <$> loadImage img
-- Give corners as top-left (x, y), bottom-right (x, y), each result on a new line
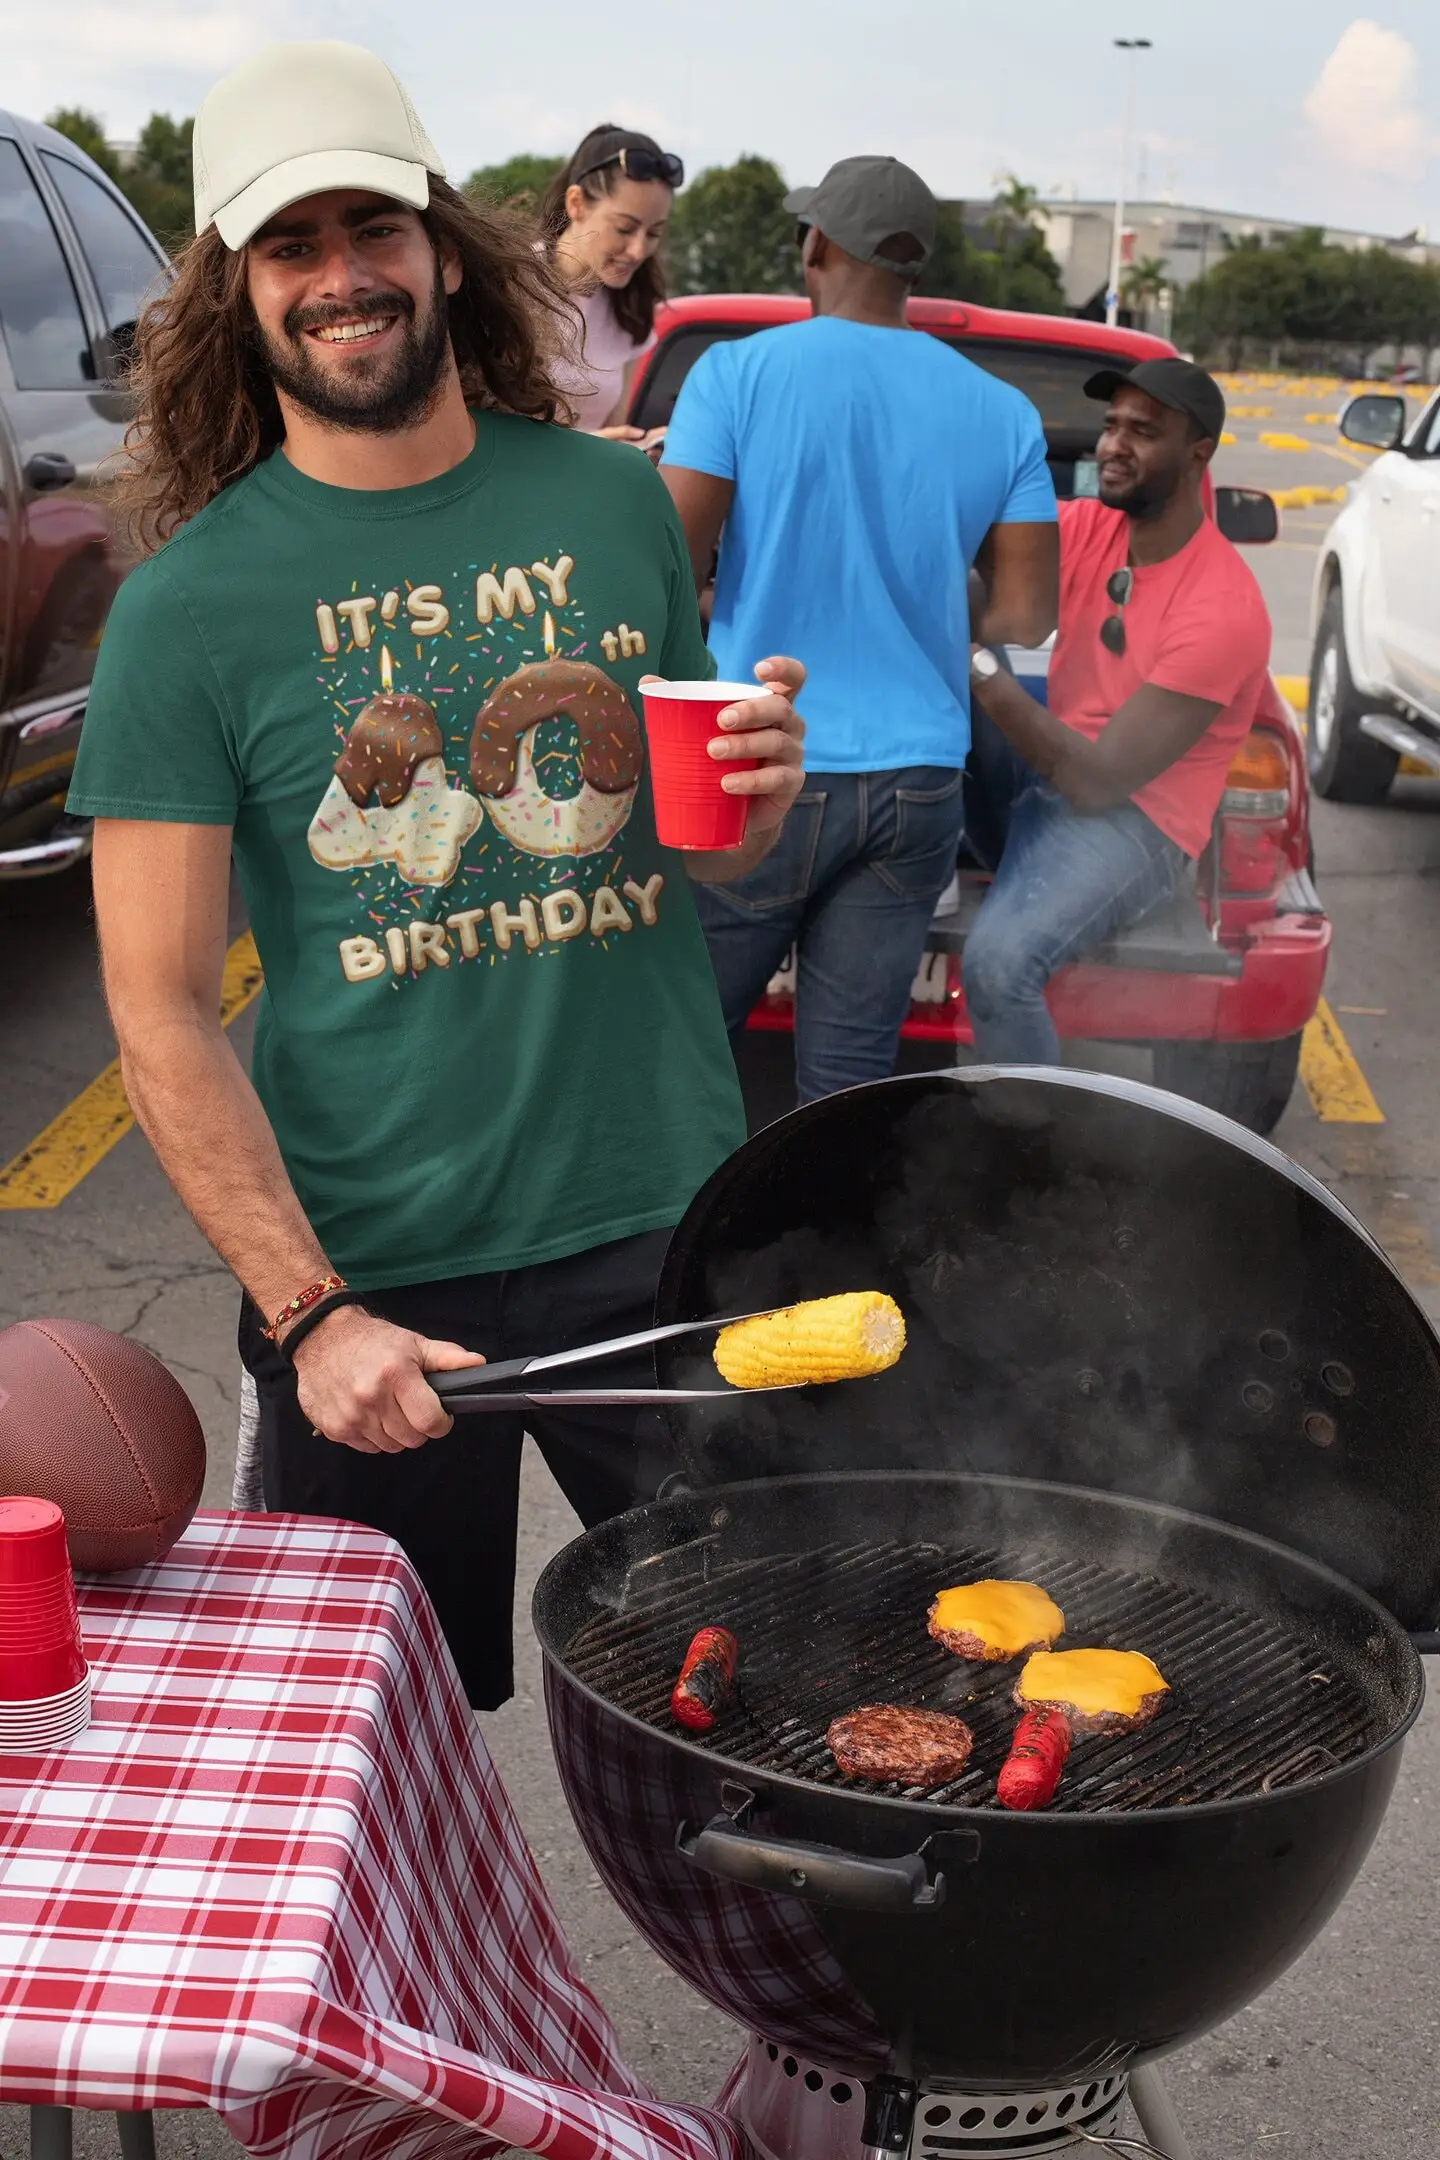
top-left (4, 3), bottom-right (1439, 239)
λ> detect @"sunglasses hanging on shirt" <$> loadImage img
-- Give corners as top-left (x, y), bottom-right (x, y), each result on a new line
top-left (1099, 566), bottom-right (1135, 655)
top-left (576, 145), bottom-right (685, 188)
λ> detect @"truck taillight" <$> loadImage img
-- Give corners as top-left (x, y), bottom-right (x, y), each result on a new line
top-left (1221, 729), bottom-right (1290, 819)
top-left (1219, 726), bottom-right (1296, 894)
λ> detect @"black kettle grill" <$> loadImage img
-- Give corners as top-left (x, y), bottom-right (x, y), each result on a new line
top-left (534, 1071), bottom-right (1438, 2160)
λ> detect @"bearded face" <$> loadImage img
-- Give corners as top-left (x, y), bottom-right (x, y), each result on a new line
top-left (246, 192), bottom-right (456, 435)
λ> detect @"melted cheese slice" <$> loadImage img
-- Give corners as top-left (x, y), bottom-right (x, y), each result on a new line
top-left (929, 1579), bottom-right (1064, 1656)
top-left (1017, 1648), bottom-right (1169, 1719)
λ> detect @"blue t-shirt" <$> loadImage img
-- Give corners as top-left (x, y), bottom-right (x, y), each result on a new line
top-left (662, 316), bottom-right (1056, 771)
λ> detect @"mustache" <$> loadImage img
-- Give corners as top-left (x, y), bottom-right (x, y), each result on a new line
top-left (283, 290), bottom-right (416, 339)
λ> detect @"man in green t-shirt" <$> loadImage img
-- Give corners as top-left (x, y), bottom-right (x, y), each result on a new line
top-left (68, 41), bottom-right (804, 1709)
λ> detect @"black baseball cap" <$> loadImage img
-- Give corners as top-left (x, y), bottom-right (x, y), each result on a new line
top-left (784, 155), bottom-right (936, 277)
top-left (1084, 357), bottom-right (1227, 442)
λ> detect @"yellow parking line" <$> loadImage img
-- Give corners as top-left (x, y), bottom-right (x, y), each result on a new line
top-left (0, 931), bottom-right (262, 1209)
top-left (1274, 674), bottom-right (1309, 711)
top-left (1300, 998), bottom-right (1384, 1123)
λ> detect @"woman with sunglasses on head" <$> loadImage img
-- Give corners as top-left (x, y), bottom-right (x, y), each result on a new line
top-left (961, 358), bottom-right (1273, 1066)
top-left (540, 126), bottom-right (683, 443)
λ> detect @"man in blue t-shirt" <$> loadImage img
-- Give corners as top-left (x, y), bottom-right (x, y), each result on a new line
top-left (662, 155), bottom-right (1059, 1101)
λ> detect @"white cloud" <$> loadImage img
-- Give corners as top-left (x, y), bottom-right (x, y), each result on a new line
top-left (1302, 19), bottom-right (1434, 183)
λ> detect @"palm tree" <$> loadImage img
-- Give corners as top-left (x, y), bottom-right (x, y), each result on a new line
top-left (985, 173), bottom-right (1040, 259)
top-left (1121, 255), bottom-right (1170, 326)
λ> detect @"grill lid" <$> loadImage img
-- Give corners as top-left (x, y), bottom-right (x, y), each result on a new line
top-left (655, 1069), bottom-right (1440, 1633)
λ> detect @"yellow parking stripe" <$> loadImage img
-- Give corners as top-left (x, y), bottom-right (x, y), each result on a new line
top-left (0, 932), bottom-right (262, 1209)
top-left (1274, 674), bottom-right (1309, 711)
top-left (1300, 998), bottom-right (1384, 1123)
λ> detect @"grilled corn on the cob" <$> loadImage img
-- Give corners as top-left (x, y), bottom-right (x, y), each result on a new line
top-left (714, 1291), bottom-right (905, 1389)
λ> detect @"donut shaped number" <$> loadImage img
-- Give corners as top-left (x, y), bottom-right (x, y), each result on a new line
top-left (470, 660), bottom-right (642, 859)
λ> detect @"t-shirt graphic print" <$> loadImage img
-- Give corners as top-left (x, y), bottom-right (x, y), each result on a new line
top-left (302, 555), bottom-right (656, 977)
top-left (70, 417), bottom-right (743, 1290)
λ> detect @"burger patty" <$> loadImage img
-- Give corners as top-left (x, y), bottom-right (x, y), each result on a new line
top-left (826, 1704), bottom-right (974, 1788)
top-left (1009, 1683), bottom-right (1169, 1739)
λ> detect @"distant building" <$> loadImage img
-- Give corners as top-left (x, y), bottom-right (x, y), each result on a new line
top-left (1032, 198), bottom-right (1440, 316)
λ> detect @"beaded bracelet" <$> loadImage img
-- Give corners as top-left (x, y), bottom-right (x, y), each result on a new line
top-left (262, 1273), bottom-right (346, 1342)
top-left (277, 1288), bottom-right (368, 1366)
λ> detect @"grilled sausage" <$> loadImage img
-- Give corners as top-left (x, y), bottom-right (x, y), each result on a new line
top-left (670, 1626), bottom-right (738, 1732)
top-left (997, 1706), bottom-right (1073, 1810)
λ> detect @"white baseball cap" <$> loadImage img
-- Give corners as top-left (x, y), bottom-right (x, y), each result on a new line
top-left (193, 41), bottom-right (446, 249)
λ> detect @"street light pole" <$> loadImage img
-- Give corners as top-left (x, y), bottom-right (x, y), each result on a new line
top-left (1106, 36), bottom-right (1152, 328)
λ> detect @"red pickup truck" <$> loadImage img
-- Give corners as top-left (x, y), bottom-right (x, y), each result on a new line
top-left (629, 294), bottom-right (1328, 1135)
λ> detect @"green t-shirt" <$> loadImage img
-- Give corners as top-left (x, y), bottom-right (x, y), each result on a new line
top-left (70, 415), bottom-right (744, 1290)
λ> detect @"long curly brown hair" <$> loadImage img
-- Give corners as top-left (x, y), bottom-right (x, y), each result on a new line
top-left (116, 180), bottom-right (574, 552)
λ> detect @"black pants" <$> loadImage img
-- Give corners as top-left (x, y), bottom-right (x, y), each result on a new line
top-left (238, 1228), bottom-right (674, 1710)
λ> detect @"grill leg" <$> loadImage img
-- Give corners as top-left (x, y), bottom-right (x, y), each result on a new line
top-left (1129, 2065), bottom-right (1194, 2160)
top-left (29, 2107), bottom-right (72, 2160)
top-left (116, 2114), bottom-right (158, 2160)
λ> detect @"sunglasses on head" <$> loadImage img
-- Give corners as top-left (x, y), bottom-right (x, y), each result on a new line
top-left (1099, 566), bottom-right (1134, 655)
top-left (577, 145), bottom-right (685, 189)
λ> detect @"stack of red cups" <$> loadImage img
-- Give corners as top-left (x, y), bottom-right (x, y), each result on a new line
top-left (0, 1498), bottom-right (91, 1749)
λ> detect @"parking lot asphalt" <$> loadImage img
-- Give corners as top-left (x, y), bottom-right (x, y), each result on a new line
top-left (1, 391), bottom-right (1438, 2158)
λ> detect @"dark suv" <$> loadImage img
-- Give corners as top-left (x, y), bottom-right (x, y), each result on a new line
top-left (0, 111), bottom-right (167, 879)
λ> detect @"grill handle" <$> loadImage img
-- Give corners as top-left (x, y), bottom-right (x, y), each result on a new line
top-left (676, 1815), bottom-right (950, 1912)
top-left (1409, 1631), bottom-right (1440, 1655)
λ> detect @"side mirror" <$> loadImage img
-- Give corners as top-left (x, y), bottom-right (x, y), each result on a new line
top-left (1339, 393), bottom-right (1405, 452)
top-left (1214, 485), bottom-right (1279, 546)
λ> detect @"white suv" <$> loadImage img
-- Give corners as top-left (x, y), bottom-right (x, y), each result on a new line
top-left (1307, 388), bottom-right (1440, 801)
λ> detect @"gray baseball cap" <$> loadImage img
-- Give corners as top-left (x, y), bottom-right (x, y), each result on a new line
top-left (784, 156), bottom-right (936, 277)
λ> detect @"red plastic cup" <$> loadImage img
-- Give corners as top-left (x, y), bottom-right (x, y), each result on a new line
top-left (640, 680), bottom-right (759, 850)
top-left (0, 1498), bottom-right (86, 1703)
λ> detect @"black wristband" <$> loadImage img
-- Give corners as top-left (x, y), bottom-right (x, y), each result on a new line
top-left (278, 1287), bottom-right (368, 1365)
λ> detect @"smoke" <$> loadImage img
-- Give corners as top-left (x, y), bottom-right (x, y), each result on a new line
top-left (647, 1071), bottom-right (1428, 1627)
top-left (1302, 20), bottom-right (1433, 183)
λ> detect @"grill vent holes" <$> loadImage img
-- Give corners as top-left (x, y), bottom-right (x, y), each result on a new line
top-left (1258, 1330), bottom-right (1290, 1361)
top-left (1304, 1412), bottom-right (1338, 1448)
top-left (1321, 1362), bottom-right (1355, 1397)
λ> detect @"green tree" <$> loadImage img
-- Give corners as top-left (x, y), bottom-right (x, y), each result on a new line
top-left (917, 187), bottom-right (1066, 315)
top-left (123, 114), bottom-right (195, 249)
top-left (984, 173), bottom-right (1040, 256)
top-left (666, 155), bottom-right (802, 296)
top-left (45, 105), bottom-right (194, 248)
top-left (463, 153), bottom-right (563, 213)
top-left (43, 107), bottom-right (120, 181)
top-left (1177, 225), bottom-right (1440, 359)
top-left (1121, 254), bottom-right (1169, 320)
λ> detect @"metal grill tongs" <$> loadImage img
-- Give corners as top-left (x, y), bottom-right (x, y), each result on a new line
top-left (429, 1311), bottom-right (794, 1413)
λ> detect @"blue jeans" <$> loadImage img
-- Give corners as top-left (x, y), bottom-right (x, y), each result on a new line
top-left (961, 710), bottom-right (1187, 1066)
top-left (693, 767), bottom-right (966, 1102)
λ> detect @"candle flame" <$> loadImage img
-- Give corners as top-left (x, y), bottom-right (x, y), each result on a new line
top-left (542, 611), bottom-right (556, 659)
top-left (379, 645), bottom-right (393, 694)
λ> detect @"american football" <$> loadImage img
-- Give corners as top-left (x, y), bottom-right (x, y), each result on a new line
top-left (0, 1319), bottom-right (206, 1572)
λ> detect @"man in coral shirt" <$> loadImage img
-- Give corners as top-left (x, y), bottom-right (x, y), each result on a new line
top-left (961, 357), bottom-right (1271, 1063)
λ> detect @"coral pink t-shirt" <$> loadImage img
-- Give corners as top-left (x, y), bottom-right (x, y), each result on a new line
top-left (1047, 498), bottom-right (1273, 856)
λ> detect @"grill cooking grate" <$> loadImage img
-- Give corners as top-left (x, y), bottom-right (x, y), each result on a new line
top-left (563, 1535), bottom-right (1382, 1810)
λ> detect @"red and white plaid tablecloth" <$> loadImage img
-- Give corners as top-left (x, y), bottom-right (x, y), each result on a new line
top-left (0, 1511), bottom-right (745, 2160)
